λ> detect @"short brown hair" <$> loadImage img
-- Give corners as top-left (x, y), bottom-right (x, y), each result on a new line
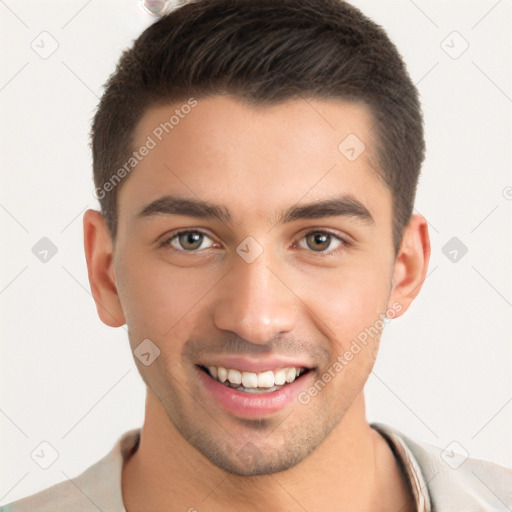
top-left (90, 0), bottom-right (425, 254)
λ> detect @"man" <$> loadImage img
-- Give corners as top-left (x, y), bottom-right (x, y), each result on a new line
top-left (3, 0), bottom-right (511, 511)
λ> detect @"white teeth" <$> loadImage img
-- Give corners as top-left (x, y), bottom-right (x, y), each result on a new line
top-left (242, 371), bottom-right (258, 388)
top-left (257, 371), bottom-right (274, 388)
top-left (217, 366), bottom-right (227, 383)
top-left (285, 368), bottom-right (296, 383)
top-left (204, 365), bottom-right (306, 389)
top-left (227, 369), bottom-right (242, 385)
top-left (208, 366), bottom-right (218, 379)
top-left (274, 369), bottom-right (286, 386)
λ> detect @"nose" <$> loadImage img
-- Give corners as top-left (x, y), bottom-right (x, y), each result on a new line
top-left (213, 249), bottom-right (299, 344)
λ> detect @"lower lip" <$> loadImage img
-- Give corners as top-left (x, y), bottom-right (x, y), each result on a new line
top-left (196, 367), bottom-right (313, 418)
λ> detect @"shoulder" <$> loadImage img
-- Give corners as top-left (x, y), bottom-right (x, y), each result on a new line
top-left (372, 422), bottom-right (512, 511)
top-left (0, 429), bottom-right (140, 512)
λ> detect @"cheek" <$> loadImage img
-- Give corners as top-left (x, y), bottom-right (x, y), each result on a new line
top-left (116, 251), bottom-right (220, 339)
top-left (298, 257), bottom-right (392, 353)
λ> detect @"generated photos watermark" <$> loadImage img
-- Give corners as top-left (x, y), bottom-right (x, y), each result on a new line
top-left (297, 301), bottom-right (403, 405)
top-left (94, 98), bottom-right (198, 200)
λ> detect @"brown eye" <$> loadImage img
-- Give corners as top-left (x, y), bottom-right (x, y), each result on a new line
top-left (298, 231), bottom-right (345, 254)
top-left (161, 230), bottom-right (215, 251)
top-left (177, 232), bottom-right (204, 250)
top-left (305, 232), bottom-right (331, 251)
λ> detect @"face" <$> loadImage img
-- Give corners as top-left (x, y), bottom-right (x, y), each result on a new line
top-left (90, 95), bottom-right (419, 475)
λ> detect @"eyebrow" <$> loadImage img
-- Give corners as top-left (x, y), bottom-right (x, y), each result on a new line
top-left (137, 194), bottom-right (374, 226)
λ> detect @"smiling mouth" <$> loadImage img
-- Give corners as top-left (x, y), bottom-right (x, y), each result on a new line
top-left (197, 364), bottom-right (311, 393)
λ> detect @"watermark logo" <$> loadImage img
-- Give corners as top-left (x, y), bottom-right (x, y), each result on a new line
top-left (236, 441), bottom-right (263, 466)
top-left (236, 236), bottom-right (264, 264)
top-left (134, 338), bottom-right (161, 366)
top-left (32, 237), bottom-right (58, 263)
top-left (442, 236), bottom-right (468, 263)
top-left (440, 440), bottom-right (469, 469)
top-left (441, 31), bottom-right (469, 60)
top-left (31, 31), bottom-right (59, 60)
top-left (338, 133), bottom-right (366, 162)
top-left (31, 441), bottom-right (59, 469)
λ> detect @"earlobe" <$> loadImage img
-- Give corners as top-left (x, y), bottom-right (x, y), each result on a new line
top-left (83, 209), bottom-right (126, 327)
top-left (387, 214), bottom-right (431, 318)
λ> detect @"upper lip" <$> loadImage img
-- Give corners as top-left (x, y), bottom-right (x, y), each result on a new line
top-left (196, 356), bottom-right (314, 373)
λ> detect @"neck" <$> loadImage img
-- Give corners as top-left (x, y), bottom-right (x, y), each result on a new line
top-left (122, 389), bottom-right (415, 512)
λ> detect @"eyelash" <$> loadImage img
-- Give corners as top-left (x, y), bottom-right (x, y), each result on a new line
top-left (159, 229), bottom-right (349, 256)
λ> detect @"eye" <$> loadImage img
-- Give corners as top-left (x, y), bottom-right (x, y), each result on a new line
top-left (297, 230), bottom-right (346, 254)
top-left (160, 230), bottom-right (215, 251)
top-left (159, 229), bottom-right (347, 255)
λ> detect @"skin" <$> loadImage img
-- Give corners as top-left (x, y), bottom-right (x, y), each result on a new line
top-left (83, 95), bottom-right (430, 512)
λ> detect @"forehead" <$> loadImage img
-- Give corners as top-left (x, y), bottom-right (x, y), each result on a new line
top-left (119, 95), bottom-right (390, 228)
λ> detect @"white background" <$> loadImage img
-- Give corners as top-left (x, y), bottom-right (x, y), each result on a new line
top-left (1, 0), bottom-right (511, 504)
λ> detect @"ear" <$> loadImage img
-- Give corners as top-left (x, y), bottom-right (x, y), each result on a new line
top-left (387, 214), bottom-right (431, 318)
top-left (83, 209), bottom-right (126, 327)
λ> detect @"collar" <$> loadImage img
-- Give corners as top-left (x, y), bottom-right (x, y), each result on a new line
top-left (371, 422), bottom-right (431, 512)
